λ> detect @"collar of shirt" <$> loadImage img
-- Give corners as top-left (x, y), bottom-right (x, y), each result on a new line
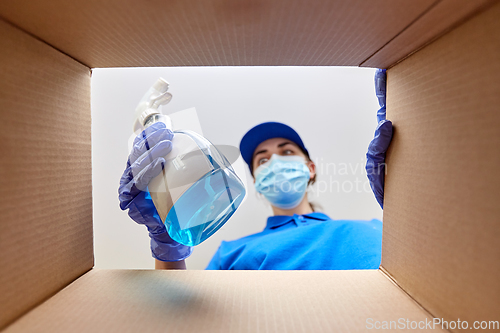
top-left (264, 212), bottom-right (330, 230)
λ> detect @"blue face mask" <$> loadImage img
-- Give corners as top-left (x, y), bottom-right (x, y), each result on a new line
top-left (254, 154), bottom-right (311, 209)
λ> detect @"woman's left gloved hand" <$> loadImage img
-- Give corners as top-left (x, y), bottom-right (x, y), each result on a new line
top-left (366, 69), bottom-right (393, 209)
top-left (118, 122), bottom-right (193, 262)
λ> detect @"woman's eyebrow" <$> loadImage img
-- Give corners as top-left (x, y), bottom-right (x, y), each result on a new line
top-left (254, 141), bottom-right (294, 159)
top-left (253, 149), bottom-right (267, 158)
top-left (278, 141), bottom-right (293, 148)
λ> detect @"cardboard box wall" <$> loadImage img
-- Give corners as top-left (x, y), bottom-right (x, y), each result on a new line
top-left (0, 1), bottom-right (498, 332)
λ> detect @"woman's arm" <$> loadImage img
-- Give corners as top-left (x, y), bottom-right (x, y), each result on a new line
top-left (155, 259), bottom-right (187, 270)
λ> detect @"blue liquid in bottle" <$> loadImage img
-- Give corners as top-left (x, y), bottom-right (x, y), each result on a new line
top-left (164, 165), bottom-right (246, 246)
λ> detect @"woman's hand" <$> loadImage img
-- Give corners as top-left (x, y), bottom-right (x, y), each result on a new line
top-left (118, 122), bottom-right (193, 264)
top-left (366, 69), bottom-right (393, 209)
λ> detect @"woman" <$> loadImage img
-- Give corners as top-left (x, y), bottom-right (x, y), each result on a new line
top-left (118, 69), bottom-right (392, 270)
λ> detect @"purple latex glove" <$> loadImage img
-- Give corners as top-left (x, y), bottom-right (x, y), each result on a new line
top-left (119, 122), bottom-right (193, 261)
top-left (366, 69), bottom-right (393, 209)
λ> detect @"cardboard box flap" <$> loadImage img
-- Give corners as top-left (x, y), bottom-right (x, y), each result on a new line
top-left (383, 1), bottom-right (500, 326)
top-left (361, 0), bottom-right (497, 68)
top-left (0, 0), bottom-right (438, 68)
top-left (0, 19), bottom-right (93, 330)
top-left (3, 269), bottom-right (445, 332)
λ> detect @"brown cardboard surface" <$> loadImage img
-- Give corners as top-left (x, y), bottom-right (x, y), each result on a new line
top-left (0, 19), bottom-right (93, 330)
top-left (361, 0), bottom-right (498, 68)
top-left (383, 1), bottom-right (500, 329)
top-left (0, 0), bottom-right (436, 68)
top-left (1, 1), bottom-right (498, 331)
top-left (3, 269), bottom-right (444, 333)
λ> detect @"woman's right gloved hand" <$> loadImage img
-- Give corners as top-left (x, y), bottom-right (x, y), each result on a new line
top-left (366, 69), bottom-right (393, 209)
top-left (118, 122), bottom-right (193, 262)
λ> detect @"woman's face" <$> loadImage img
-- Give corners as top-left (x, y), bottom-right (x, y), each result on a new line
top-left (251, 137), bottom-right (316, 180)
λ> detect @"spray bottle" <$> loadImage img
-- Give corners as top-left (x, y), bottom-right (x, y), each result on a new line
top-left (133, 78), bottom-right (246, 246)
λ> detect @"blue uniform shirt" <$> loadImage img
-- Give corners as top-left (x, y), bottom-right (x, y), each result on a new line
top-left (205, 212), bottom-right (382, 270)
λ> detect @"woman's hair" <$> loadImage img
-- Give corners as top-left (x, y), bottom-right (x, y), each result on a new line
top-left (300, 147), bottom-right (317, 186)
top-left (299, 148), bottom-right (319, 212)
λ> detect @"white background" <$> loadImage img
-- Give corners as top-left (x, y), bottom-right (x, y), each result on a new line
top-left (91, 66), bottom-right (382, 270)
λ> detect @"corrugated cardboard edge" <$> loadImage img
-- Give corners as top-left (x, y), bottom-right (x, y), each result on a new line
top-left (0, 14), bottom-right (88, 68)
top-left (361, 0), bottom-right (499, 69)
top-left (0, 18), bottom-right (93, 329)
top-left (3, 269), bottom-right (446, 333)
top-left (379, 267), bottom-right (451, 332)
top-left (382, 1), bottom-right (500, 329)
top-left (0, 0), bottom-right (436, 68)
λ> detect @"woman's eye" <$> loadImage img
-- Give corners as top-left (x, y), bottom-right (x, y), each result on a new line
top-left (258, 158), bottom-right (269, 165)
top-left (283, 149), bottom-right (293, 155)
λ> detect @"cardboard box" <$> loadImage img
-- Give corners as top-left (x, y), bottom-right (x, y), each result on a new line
top-left (0, 1), bottom-right (498, 332)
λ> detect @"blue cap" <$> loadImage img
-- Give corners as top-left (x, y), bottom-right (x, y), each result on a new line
top-left (239, 122), bottom-right (309, 171)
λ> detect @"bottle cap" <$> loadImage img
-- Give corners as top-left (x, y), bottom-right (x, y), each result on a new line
top-left (152, 78), bottom-right (169, 93)
top-left (133, 108), bottom-right (161, 133)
